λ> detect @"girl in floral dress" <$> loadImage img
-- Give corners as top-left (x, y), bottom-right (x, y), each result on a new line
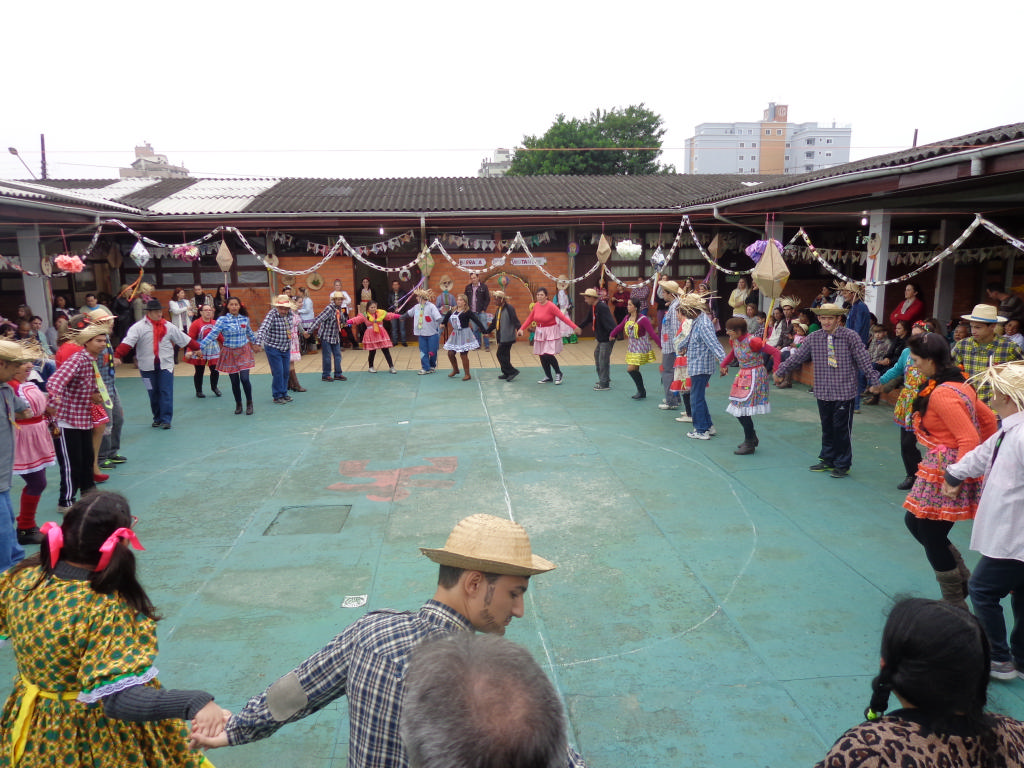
top-left (441, 294), bottom-right (487, 381)
top-left (0, 491), bottom-right (225, 767)
top-left (609, 298), bottom-right (658, 400)
top-left (720, 317), bottom-right (781, 455)
top-left (875, 320), bottom-right (929, 490)
top-left (348, 301), bottom-right (401, 374)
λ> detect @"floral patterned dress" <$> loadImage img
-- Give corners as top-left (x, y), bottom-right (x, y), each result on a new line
top-left (0, 565), bottom-right (212, 768)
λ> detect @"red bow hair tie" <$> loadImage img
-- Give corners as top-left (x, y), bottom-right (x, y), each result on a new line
top-left (95, 527), bottom-right (145, 572)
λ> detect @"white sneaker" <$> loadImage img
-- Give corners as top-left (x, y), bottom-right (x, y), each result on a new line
top-left (389, 368), bottom-right (397, 374)
top-left (554, 373), bottom-right (563, 385)
top-left (658, 403), bottom-right (677, 410)
top-left (538, 377), bottom-right (553, 384)
top-left (368, 367), bottom-right (376, 373)
top-left (417, 370), bottom-right (429, 375)
top-left (708, 426), bottom-right (717, 436)
top-left (675, 414), bottom-right (693, 423)
top-left (686, 430), bottom-right (710, 440)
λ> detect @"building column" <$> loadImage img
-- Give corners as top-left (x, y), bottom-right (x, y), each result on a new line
top-left (932, 219), bottom-right (956, 325)
top-left (865, 210), bottom-right (891, 321)
top-left (17, 227), bottom-right (50, 331)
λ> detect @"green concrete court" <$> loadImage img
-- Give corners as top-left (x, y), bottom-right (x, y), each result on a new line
top-left (3, 342), bottom-right (1023, 768)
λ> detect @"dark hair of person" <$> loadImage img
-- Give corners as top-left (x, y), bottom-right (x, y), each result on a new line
top-left (871, 324), bottom-right (888, 335)
top-left (725, 317), bottom-right (748, 334)
top-left (437, 564), bottom-right (501, 589)
top-left (12, 491), bottom-right (159, 620)
top-left (402, 633), bottom-right (567, 768)
top-left (906, 282), bottom-right (923, 298)
top-left (535, 287), bottom-right (549, 298)
top-left (799, 308), bottom-right (818, 325)
top-left (986, 282), bottom-right (1005, 294)
top-left (924, 317), bottom-right (943, 334)
top-left (866, 599), bottom-right (995, 747)
top-left (895, 319), bottom-right (911, 336)
top-left (908, 333), bottom-right (964, 417)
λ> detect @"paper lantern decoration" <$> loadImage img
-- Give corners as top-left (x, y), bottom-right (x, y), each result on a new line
top-left (130, 241), bottom-right (151, 268)
top-left (750, 238), bottom-right (790, 299)
top-left (616, 239), bottom-right (642, 259)
top-left (418, 248), bottom-right (434, 279)
top-left (649, 247), bottom-right (667, 273)
top-left (55, 254), bottom-right (85, 273)
top-left (596, 235), bottom-right (612, 264)
top-left (708, 234), bottom-right (723, 260)
top-left (216, 240), bottom-right (233, 273)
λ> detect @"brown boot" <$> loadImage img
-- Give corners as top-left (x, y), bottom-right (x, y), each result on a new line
top-left (447, 351), bottom-right (460, 377)
top-left (734, 441), bottom-right (756, 455)
top-left (949, 544), bottom-right (971, 593)
top-left (935, 569), bottom-right (969, 610)
top-left (461, 353), bottom-right (471, 381)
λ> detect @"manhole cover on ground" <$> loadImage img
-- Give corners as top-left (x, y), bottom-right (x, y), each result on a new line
top-left (263, 505), bottom-right (352, 536)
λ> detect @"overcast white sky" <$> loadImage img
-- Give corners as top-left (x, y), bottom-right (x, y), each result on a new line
top-left (4, 0), bottom-right (1022, 182)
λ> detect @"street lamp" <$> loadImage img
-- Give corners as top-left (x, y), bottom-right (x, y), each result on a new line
top-left (7, 147), bottom-right (37, 179)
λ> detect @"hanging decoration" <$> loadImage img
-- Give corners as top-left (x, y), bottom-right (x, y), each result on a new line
top-left (215, 240), bottom-right (233, 272)
top-left (172, 244), bottom-right (201, 262)
top-left (129, 241), bottom-right (151, 268)
top-left (750, 238), bottom-right (790, 299)
top-left (744, 239), bottom-right (784, 264)
top-left (54, 254), bottom-right (85, 273)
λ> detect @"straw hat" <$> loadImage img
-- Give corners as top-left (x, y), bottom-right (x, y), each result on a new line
top-left (86, 308), bottom-right (115, 325)
top-left (0, 339), bottom-right (43, 363)
top-left (658, 280), bottom-right (682, 296)
top-left (272, 294), bottom-right (293, 308)
top-left (438, 275), bottom-right (454, 291)
top-left (492, 290), bottom-right (506, 300)
top-left (556, 274), bottom-right (569, 290)
top-left (329, 291), bottom-right (346, 300)
top-left (74, 322), bottom-right (110, 346)
top-left (961, 304), bottom-right (1006, 323)
top-left (815, 303), bottom-right (848, 317)
top-left (779, 295), bottom-right (800, 309)
top-left (580, 288), bottom-right (601, 299)
top-left (969, 360), bottom-right (1024, 410)
top-left (413, 288), bottom-right (435, 301)
top-left (677, 289), bottom-right (714, 316)
top-left (834, 280), bottom-right (865, 300)
top-left (420, 514), bottom-right (556, 576)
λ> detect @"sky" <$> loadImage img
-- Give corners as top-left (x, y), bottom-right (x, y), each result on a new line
top-left (4, 0), bottom-right (1023, 182)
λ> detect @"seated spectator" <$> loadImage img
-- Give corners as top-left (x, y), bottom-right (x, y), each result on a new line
top-left (1002, 318), bottom-right (1023, 350)
top-left (892, 319), bottom-right (911, 360)
top-left (869, 324), bottom-right (897, 370)
top-left (745, 303), bottom-right (763, 337)
top-left (953, 321), bottom-right (971, 343)
top-left (799, 308), bottom-right (820, 334)
top-left (401, 633), bottom-right (583, 768)
top-left (815, 597), bottom-right (1024, 768)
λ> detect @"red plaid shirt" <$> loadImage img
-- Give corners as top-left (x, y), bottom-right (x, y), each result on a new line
top-left (46, 350), bottom-right (97, 429)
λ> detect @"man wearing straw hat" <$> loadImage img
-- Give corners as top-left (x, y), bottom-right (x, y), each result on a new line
top-left (114, 299), bottom-right (200, 428)
top-left (656, 281), bottom-right (683, 410)
top-left (839, 281), bottom-right (871, 411)
top-left (943, 361), bottom-right (1024, 679)
top-left (579, 287), bottom-right (616, 391)
top-left (773, 303), bottom-right (880, 478)
top-left (485, 290), bottom-right (520, 381)
top-left (0, 340), bottom-right (37, 570)
top-left (306, 291), bottom-right (350, 382)
top-left (952, 304), bottom-right (1023, 406)
top-left (190, 514), bottom-right (585, 766)
top-left (406, 288), bottom-right (443, 375)
top-left (255, 294), bottom-right (297, 404)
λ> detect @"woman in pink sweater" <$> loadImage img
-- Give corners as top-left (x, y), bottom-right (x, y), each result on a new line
top-left (517, 287), bottom-right (580, 384)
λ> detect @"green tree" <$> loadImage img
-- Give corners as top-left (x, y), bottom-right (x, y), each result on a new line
top-left (507, 103), bottom-right (674, 176)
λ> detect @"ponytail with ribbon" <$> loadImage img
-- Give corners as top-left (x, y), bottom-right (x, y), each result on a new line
top-left (39, 522), bottom-right (63, 568)
top-left (95, 527), bottom-right (145, 572)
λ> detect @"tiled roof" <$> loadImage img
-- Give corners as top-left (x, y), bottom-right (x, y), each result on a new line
top-left (683, 121), bottom-right (1024, 208)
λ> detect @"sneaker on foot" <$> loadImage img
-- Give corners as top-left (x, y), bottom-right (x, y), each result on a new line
top-left (418, 370), bottom-right (429, 375)
top-left (809, 461), bottom-right (833, 472)
top-left (538, 377), bottom-right (553, 384)
top-left (368, 367), bottom-right (376, 373)
top-left (554, 373), bottom-right (563, 385)
top-left (991, 660), bottom-right (1017, 680)
top-left (707, 426), bottom-right (717, 436)
top-left (593, 385), bottom-right (610, 391)
top-left (686, 430), bottom-right (710, 440)
top-left (658, 403), bottom-right (677, 410)
top-left (99, 459), bottom-right (115, 470)
top-left (108, 455), bottom-right (127, 463)
top-left (505, 372), bottom-right (519, 382)
top-left (389, 368), bottom-right (397, 374)
top-left (830, 468), bottom-right (850, 479)
top-left (675, 414), bottom-right (693, 422)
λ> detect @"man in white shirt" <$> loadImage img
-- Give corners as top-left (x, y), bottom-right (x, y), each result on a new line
top-left (113, 299), bottom-right (198, 429)
top-left (944, 361), bottom-right (1024, 680)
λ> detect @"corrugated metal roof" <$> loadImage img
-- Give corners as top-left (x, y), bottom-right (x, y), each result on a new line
top-left (146, 178), bottom-right (281, 214)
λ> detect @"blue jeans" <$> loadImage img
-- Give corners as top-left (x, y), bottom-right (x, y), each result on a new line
top-left (140, 368), bottom-right (174, 424)
top-left (594, 340), bottom-right (614, 388)
top-left (389, 317), bottom-right (407, 344)
top-left (969, 556), bottom-right (1024, 664)
top-left (321, 342), bottom-right (342, 378)
top-left (99, 386), bottom-right (123, 459)
top-left (418, 335), bottom-right (439, 372)
top-left (0, 490), bottom-right (25, 571)
top-left (690, 373), bottom-right (712, 432)
top-left (266, 346), bottom-right (289, 399)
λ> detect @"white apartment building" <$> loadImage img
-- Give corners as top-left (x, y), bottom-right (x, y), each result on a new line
top-left (685, 103), bottom-right (851, 175)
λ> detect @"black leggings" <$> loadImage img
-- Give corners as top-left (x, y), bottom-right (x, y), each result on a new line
top-left (539, 354), bottom-right (561, 379)
top-left (737, 415), bottom-right (756, 440)
top-left (900, 428), bottom-right (922, 477)
top-left (368, 348), bottom-right (394, 368)
top-left (193, 363), bottom-right (220, 392)
top-left (904, 512), bottom-right (956, 571)
top-left (229, 370), bottom-right (253, 405)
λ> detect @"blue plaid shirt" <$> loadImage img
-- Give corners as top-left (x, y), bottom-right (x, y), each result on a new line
top-left (255, 309), bottom-right (292, 352)
top-left (308, 303), bottom-right (346, 345)
top-left (200, 313), bottom-right (256, 357)
top-left (675, 312), bottom-right (725, 375)
top-left (660, 298), bottom-right (680, 353)
top-left (776, 326), bottom-right (879, 400)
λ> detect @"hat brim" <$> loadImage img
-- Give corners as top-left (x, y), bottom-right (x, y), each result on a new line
top-left (961, 313), bottom-right (1006, 323)
top-left (419, 547), bottom-right (556, 576)
top-left (815, 308), bottom-right (849, 316)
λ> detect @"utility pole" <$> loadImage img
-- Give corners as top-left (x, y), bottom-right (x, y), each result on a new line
top-left (40, 134), bottom-right (47, 179)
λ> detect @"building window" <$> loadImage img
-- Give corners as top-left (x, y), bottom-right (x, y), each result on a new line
top-left (826, 138), bottom-right (833, 144)
top-left (806, 138), bottom-right (815, 146)
top-left (784, 155), bottom-right (790, 161)
top-left (739, 142), bottom-right (745, 147)
top-left (738, 155), bottom-right (744, 160)
top-left (785, 143), bottom-right (790, 148)
top-left (776, 129), bottom-right (783, 135)
top-left (825, 152), bottom-right (832, 157)
top-left (751, 142), bottom-right (756, 148)
top-left (748, 129), bottom-right (753, 134)
top-left (765, 129), bottom-right (771, 135)
top-left (805, 151), bottom-right (814, 159)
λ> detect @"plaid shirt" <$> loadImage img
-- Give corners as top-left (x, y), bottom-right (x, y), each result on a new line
top-left (255, 310), bottom-right (292, 352)
top-left (675, 313), bottom-right (725, 375)
top-left (201, 313), bottom-right (256, 356)
top-left (307, 303), bottom-right (346, 345)
top-left (660, 298), bottom-right (680, 353)
top-left (226, 601), bottom-right (473, 766)
top-left (953, 335), bottom-right (1023, 403)
top-left (776, 326), bottom-right (879, 401)
top-left (46, 349), bottom-right (97, 429)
